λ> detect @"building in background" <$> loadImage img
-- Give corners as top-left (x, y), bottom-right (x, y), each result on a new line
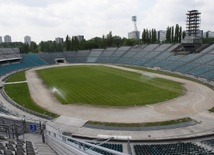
top-left (73, 35), bottom-right (84, 42)
top-left (55, 37), bottom-right (64, 44)
top-left (196, 30), bottom-right (203, 38)
top-left (205, 31), bottom-right (214, 38)
top-left (158, 30), bottom-right (166, 43)
top-left (0, 36), bottom-right (2, 43)
top-left (4, 35), bottom-right (12, 43)
top-left (128, 31), bottom-right (140, 40)
top-left (24, 35), bottom-right (31, 44)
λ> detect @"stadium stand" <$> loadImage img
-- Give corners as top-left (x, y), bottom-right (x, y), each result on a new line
top-left (142, 44), bottom-right (159, 51)
top-left (96, 47), bottom-right (117, 63)
top-left (0, 63), bottom-right (27, 77)
top-left (22, 54), bottom-right (47, 67)
top-left (2, 45), bottom-right (214, 154)
top-left (0, 53), bottom-right (47, 77)
top-left (63, 51), bottom-right (77, 63)
top-left (0, 48), bottom-right (21, 66)
top-left (87, 49), bottom-right (103, 63)
top-left (124, 47), bottom-right (150, 65)
top-left (27, 44), bottom-right (214, 85)
top-left (117, 47), bottom-right (142, 64)
top-left (139, 50), bottom-right (163, 66)
top-left (107, 46), bottom-right (131, 63)
top-left (37, 53), bottom-right (56, 64)
top-left (154, 44), bottom-right (173, 52)
top-left (0, 48), bottom-right (19, 55)
top-left (0, 114), bottom-right (57, 155)
top-left (200, 70), bottom-right (214, 80)
top-left (134, 142), bottom-right (214, 155)
top-left (2, 45), bottom-right (214, 97)
top-left (37, 52), bottom-right (66, 64)
top-left (0, 139), bottom-right (38, 155)
top-left (202, 139), bottom-right (214, 147)
top-left (0, 104), bottom-right (10, 115)
top-left (76, 50), bottom-right (91, 63)
top-left (85, 142), bottom-right (123, 154)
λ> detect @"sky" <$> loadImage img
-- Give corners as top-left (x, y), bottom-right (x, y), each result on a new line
top-left (0, 0), bottom-right (213, 43)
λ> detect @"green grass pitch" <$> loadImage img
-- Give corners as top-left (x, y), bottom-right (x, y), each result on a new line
top-left (36, 65), bottom-right (183, 106)
top-left (4, 71), bottom-right (58, 117)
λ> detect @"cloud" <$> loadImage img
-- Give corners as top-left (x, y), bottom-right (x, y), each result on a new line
top-left (140, 0), bottom-right (214, 31)
top-left (3, 0), bottom-right (70, 8)
top-left (0, 0), bottom-right (213, 43)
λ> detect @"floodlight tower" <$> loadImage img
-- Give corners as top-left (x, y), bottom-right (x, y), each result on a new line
top-left (132, 16), bottom-right (140, 41)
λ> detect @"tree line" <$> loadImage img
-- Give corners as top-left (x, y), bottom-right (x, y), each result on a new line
top-left (165, 24), bottom-right (186, 43)
top-left (63, 32), bottom-right (138, 51)
top-left (0, 32), bottom-right (139, 53)
top-left (1, 24), bottom-right (213, 53)
top-left (142, 29), bottom-right (157, 44)
top-left (141, 24), bottom-right (186, 44)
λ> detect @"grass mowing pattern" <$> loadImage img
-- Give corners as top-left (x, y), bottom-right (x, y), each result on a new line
top-left (36, 65), bottom-right (183, 106)
top-left (4, 71), bottom-right (58, 118)
top-left (120, 65), bottom-right (214, 112)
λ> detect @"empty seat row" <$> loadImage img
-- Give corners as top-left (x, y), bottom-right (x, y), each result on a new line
top-left (0, 140), bottom-right (37, 155)
top-left (134, 142), bottom-right (214, 155)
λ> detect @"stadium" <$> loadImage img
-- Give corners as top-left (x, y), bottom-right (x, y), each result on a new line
top-left (1, 42), bottom-right (214, 155)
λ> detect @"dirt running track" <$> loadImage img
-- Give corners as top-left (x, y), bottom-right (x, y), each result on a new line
top-left (25, 64), bottom-right (214, 123)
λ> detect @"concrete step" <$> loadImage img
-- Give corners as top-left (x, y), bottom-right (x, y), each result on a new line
top-left (35, 142), bottom-right (57, 155)
top-left (21, 133), bottom-right (57, 155)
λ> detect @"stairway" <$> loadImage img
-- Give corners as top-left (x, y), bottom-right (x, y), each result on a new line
top-left (21, 133), bottom-right (57, 155)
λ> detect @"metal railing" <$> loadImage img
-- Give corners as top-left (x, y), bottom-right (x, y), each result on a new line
top-left (45, 126), bottom-right (130, 155)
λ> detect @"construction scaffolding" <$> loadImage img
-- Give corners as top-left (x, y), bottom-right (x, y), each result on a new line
top-left (173, 10), bottom-right (205, 54)
top-left (186, 10), bottom-right (201, 37)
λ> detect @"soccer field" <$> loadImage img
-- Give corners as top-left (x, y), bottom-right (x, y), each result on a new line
top-left (36, 65), bottom-right (183, 106)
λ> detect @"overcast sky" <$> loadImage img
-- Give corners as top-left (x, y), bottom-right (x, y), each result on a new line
top-left (0, 0), bottom-right (213, 43)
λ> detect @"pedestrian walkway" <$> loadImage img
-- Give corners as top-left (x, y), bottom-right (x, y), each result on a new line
top-left (4, 81), bottom-right (27, 85)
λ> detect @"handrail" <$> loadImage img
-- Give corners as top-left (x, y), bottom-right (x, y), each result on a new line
top-left (45, 127), bottom-right (129, 155)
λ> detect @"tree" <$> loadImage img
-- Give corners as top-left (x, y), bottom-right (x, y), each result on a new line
top-left (112, 36), bottom-right (122, 47)
top-left (165, 24), bottom-right (184, 43)
top-left (171, 26), bottom-right (174, 43)
top-left (174, 24), bottom-right (179, 43)
top-left (71, 36), bottom-right (79, 51)
top-left (0, 42), bottom-right (33, 53)
top-left (106, 31), bottom-right (113, 47)
top-left (151, 29), bottom-right (157, 43)
top-left (65, 35), bottom-right (71, 51)
top-left (142, 29), bottom-right (146, 44)
top-left (30, 41), bottom-right (38, 53)
top-left (123, 38), bottom-right (136, 46)
top-left (141, 28), bottom-right (157, 44)
top-left (182, 31), bottom-right (186, 40)
top-left (20, 43), bottom-right (29, 53)
top-left (40, 41), bottom-right (45, 52)
top-left (102, 35), bottom-right (107, 48)
top-left (179, 26), bottom-right (182, 43)
top-left (166, 26), bottom-right (171, 43)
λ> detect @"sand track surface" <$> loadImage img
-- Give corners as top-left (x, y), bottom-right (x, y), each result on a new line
top-left (25, 64), bottom-right (214, 123)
